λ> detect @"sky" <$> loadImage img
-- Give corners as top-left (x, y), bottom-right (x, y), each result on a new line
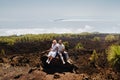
top-left (0, 0), bottom-right (120, 36)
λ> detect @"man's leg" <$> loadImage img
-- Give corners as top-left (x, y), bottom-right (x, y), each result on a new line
top-left (59, 53), bottom-right (65, 64)
top-left (64, 51), bottom-right (69, 60)
top-left (64, 51), bottom-right (71, 64)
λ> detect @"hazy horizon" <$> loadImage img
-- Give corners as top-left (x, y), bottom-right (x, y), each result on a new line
top-left (0, 0), bottom-right (120, 36)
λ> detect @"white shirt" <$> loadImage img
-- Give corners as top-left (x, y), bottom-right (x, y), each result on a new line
top-left (58, 44), bottom-right (65, 53)
top-left (51, 43), bottom-right (58, 52)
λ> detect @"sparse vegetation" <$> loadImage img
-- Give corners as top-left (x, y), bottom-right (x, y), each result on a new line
top-left (89, 50), bottom-right (98, 65)
top-left (63, 41), bottom-right (69, 50)
top-left (107, 45), bottom-right (120, 69)
top-left (79, 32), bottom-right (91, 35)
top-left (75, 42), bottom-right (84, 49)
top-left (0, 49), bottom-right (5, 56)
top-left (105, 35), bottom-right (116, 42)
top-left (0, 33), bottom-right (120, 79)
top-left (92, 37), bottom-right (100, 41)
top-left (0, 33), bottom-right (93, 45)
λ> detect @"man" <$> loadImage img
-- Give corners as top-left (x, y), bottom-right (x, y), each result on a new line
top-left (57, 40), bottom-right (70, 64)
top-left (46, 40), bottom-right (58, 64)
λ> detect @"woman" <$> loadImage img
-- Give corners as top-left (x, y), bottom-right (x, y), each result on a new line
top-left (46, 40), bottom-right (58, 64)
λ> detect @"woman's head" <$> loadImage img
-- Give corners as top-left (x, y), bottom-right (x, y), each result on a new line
top-left (52, 40), bottom-right (57, 44)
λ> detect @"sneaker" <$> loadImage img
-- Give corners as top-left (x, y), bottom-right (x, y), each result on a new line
top-left (63, 61), bottom-right (65, 64)
top-left (67, 59), bottom-right (72, 64)
top-left (46, 59), bottom-right (50, 64)
top-left (46, 59), bottom-right (48, 63)
top-left (47, 61), bottom-right (50, 64)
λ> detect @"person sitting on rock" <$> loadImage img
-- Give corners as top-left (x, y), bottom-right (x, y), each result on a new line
top-left (46, 40), bottom-right (58, 64)
top-left (57, 40), bottom-right (70, 64)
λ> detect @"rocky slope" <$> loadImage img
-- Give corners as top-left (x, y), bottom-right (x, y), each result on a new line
top-left (0, 51), bottom-right (120, 80)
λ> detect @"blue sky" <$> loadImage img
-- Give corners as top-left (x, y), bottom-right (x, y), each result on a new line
top-left (0, 0), bottom-right (120, 36)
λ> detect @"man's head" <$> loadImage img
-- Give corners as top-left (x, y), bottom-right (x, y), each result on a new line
top-left (52, 40), bottom-right (57, 44)
top-left (58, 40), bottom-right (62, 44)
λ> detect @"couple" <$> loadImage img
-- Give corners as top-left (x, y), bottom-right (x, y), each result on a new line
top-left (46, 39), bottom-right (69, 64)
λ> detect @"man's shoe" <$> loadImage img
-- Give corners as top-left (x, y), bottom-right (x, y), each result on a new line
top-left (67, 59), bottom-right (72, 64)
top-left (47, 61), bottom-right (50, 64)
top-left (63, 61), bottom-right (65, 64)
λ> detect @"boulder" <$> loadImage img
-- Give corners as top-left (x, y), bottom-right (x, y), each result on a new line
top-left (2, 58), bottom-right (9, 63)
top-left (40, 55), bottom-right (78, 74)
top-left (11, 56), bottom-right (29, 66)
top-left (53, 73), bottom-right (61, 79)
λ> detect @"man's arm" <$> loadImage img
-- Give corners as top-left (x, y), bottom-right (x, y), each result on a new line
top-left (59, 44), bottom-right (65, 53)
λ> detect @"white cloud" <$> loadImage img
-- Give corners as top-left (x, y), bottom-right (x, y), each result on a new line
top-left (0, 28), bottom-right (72, 36)
top-left (54, 18), bottom-right (120, 22)
top-left (76, 25), bottom-right (93, 32)
top-left (0, 25), bottom-right (94, 36)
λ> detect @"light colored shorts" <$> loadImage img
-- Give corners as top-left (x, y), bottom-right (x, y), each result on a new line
top-left (47, 51), bottom-right (57, 58)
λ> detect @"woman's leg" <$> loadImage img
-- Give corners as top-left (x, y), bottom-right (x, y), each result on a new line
top-left (46, 51), bottom-right (52, 64)
top-left (46, 51), bottom-right (55, 64)
top-left (46, 57), bottom-right (50, 64)
top-left (49, 56), bottom-right (53, 62)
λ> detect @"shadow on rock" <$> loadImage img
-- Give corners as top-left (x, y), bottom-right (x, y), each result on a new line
top-left (40, 55), bottom-right (78, 74)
